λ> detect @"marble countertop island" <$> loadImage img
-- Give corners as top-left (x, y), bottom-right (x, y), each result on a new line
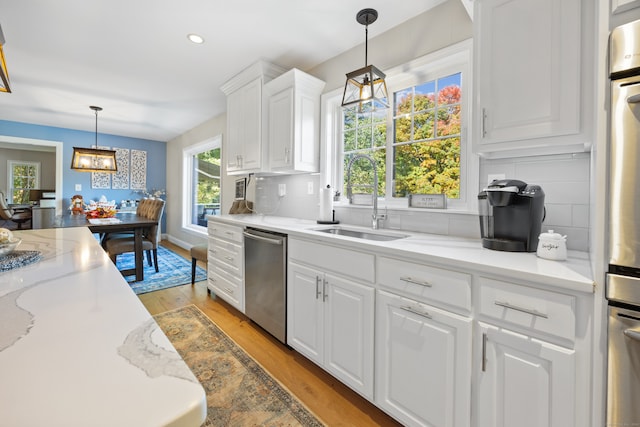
top-left (0, 228), bottom-right (206, 427)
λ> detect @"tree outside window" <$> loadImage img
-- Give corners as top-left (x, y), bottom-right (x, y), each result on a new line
top-left (8, 161), bottom-right (40, 204)
top-left (393, 73), bottom-right (461, 199)
top-left (183, 136), bottom-right (221, 232)
top-left (341, 72), bottom-right (462, 202)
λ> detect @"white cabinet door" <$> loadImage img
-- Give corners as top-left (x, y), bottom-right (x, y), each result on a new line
top-left (265, 69), bottom-right (324, 173)
top-left (474, 0), bottom-right (582, 155)
top-left (476, 323), bottom-right (576, 427)
top-left (287, 262), bottom-right (324, 365)
top-left (225, 77), bottom-right (263, 174)
top-left (324, 273), bottom-right (375, 399)
top-left (268, 87), bottom-right (294, 170)
top-left (375, 290), bottom-right (472, 427)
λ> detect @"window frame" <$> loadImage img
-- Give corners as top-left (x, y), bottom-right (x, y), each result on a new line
top-left (7, 160), bottom-right (41, 204)
top-left (322, 39), bottom-right (477, 213)
top-left (181, 135), bottom-right (222, 236)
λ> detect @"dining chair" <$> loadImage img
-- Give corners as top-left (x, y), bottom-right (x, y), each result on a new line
top-left (105, 199), bottom-right (165, 272)
top-left (0, 191), bottom-right (32, 229)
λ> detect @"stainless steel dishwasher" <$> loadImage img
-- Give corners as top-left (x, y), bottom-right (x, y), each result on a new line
top-left (243, 227), bottom-right (287, 344)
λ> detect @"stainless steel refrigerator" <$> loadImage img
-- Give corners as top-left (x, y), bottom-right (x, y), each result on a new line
top-left (607, 18), bottom-right (640, 426)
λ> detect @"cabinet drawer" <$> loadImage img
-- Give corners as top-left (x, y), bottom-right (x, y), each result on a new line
top-left (289, 238), bottom-right (375, 283)
top-left (208, 269), bottom-right (243, 311)
top-left (209, 240), bottom-right (243, 275)
top-left (208, 221), bottom-right (243, 243)
top-left (478, 277), bottom-right (576, 344)
top-left (377, 256), bottom-right (471, 313)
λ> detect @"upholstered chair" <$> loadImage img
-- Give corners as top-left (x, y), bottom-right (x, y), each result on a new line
top-left (105, 199), bottom-right (165, 272)
top-left (0, 191), bottom-right (32, 229)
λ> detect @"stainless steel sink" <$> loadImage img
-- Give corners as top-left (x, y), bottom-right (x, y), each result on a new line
top-left (314, 226), bottom-right (407, 241)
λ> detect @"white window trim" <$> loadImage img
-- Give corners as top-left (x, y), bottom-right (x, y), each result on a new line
top-left (321, 38), bottom-right (478, 214)
top-left (7, 160), bottom-right (41, 204)
top-left (181, 135), bottom-right (222, 236)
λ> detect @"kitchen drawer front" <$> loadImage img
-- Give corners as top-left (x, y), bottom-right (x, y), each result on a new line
top-left (478, 277), bottom-right (576, 344)
top-left (289, 238), bottom-right (375, 283)
top-left (377, 256), bottom-right (472, 313)
top-left (208, 221), bottom-right (243, 243)
top-left (209, 239), bottom-right (243, 275)
top-left (208, 269), bottom-right (243, 311)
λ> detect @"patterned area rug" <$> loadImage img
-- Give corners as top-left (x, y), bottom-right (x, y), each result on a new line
top-left (116, 246), bottom-right (207, 294)
top-left (154, 305), bottom-right (325, 427)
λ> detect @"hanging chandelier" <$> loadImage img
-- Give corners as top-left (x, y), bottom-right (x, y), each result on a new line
top-left (70, 106), bottom-right (118, 173)
top-left (341, 8), bottom-right (388, 110)
top-left (0, 23), bottom-right (11, 93)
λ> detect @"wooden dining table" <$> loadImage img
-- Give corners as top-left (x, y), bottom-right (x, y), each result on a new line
top-left (51, 213), bottom-right (158, 282)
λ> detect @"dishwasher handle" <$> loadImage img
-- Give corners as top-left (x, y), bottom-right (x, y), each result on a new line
top-left (243, 230), bottom-right (284, 245)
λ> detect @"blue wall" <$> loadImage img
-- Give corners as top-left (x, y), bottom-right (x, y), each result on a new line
top-left (0, 119), bottom-right (167, 227)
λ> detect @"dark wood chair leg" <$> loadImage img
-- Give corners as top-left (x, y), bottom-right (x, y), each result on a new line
top-left (191, 258), bottom-right (197, 285)
top-left (152, 249), bottom-right (159, 273)
top-left (146, 250), bottom-right (152, 267)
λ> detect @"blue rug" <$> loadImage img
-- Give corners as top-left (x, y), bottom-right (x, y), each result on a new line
top-left (115, 245), bottom-right (207, 295)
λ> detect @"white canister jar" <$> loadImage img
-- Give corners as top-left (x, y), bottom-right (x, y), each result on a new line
top-left (536, 230), bottom-right (568, 261)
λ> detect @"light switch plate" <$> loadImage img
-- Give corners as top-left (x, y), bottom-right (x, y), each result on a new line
top-left (75, 184), bottom-right (82, 191)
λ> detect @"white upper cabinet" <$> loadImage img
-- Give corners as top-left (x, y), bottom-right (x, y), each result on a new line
top-left (473, 0), bottom-right (590, 158)
top-left (265, 69), bottom-right (325, 173)
top-left (221, 61), bottom-right (285, 175)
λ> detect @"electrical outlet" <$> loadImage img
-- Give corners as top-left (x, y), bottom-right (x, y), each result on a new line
top-left (75, 184), bottom-right (82, 191)
top-left (487, 174), bottom-right (505, 184)
top-left (307, 182), bottom-right (314, 195)
top-left (278, 184), bottom-right (286, 197)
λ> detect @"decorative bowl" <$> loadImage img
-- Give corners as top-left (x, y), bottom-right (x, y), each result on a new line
top-left (0, 237), bottom-right (22, 257)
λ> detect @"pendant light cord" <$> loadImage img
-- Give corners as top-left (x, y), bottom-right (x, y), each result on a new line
top-left (364, 24), bottom-right (368, 66)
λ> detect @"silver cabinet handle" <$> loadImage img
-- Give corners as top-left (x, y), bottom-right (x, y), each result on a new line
top-left (482, 107), bottom-right (488, 137)
top-left (224, 256), bottom-right (234, 262)
top-left (400, 276), bottom-right (432, 287)
top-left (400, 305), bottom-right (432, 319)
top-left (624, 328), bottom-right (640, 341)
top-left (627, 93), bottom-right (640, 104)
top-left (315, 276), bottom-right (322, 300)
top-left (494, 300), bottom-right (548, 318)
top-left (482, 332), bottom-right (487, 372)
top-left (322, 278), bottom-right (328, 302)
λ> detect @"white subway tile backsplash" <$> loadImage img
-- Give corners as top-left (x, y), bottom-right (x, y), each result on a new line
top-left (255, 153), bottom-right (591, 252)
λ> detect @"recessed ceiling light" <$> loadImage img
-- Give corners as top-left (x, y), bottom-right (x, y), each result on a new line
top-left (187, 33), bottom-right (204, 44)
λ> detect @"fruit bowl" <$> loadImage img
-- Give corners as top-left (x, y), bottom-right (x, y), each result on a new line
top-left (86, 207), bottom-right (117, 219)
top-left (0, 237), bottom-right (22, 257)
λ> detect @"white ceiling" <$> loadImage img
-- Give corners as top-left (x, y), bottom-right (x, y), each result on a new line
top-left (0, 0), bottom-right (447, 142)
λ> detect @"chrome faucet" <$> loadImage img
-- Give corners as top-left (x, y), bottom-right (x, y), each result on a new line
top-left (346, 154), bottom-right (387, 230)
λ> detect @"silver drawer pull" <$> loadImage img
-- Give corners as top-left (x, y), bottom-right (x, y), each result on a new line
top-left (400, 276), bottom-right (432, 287)
top-left (224, 256), bottom-right (234, 261)
top-left (494, 300), bottom-right (548, 318)
top-left (224, 231), bottom-right (235, 236)
top-left (400, 305), bottom-right (432, 319)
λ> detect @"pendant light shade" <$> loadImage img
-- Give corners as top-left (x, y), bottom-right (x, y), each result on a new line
top-left (0, 23), bottom-right (11, 93)
top-left (341, 8), bottom-right (388, 110)
top-left (71, 106), bottom-right (118, 173)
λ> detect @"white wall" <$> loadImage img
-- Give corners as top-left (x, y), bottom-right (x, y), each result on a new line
top-left (165, 114), bottom-right (227, 247)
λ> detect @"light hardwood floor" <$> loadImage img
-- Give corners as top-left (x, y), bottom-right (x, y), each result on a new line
top-left (139, 241), bottom-right (402, 427)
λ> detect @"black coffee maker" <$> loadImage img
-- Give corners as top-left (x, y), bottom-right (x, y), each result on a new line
top-left (478, 179), bottom-right (545, 252)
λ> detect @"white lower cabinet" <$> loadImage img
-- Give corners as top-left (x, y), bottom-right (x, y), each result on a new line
top-left (207, 222), bottom-right (244, 312)
top-left (287, 261), bottom-right (375, 399)
top-left (375, 290), bottom-right (472, 427)
top-left (475, 323), bottom-right (576, 427)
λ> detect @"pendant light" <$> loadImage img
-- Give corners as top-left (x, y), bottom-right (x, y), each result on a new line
top-left (70, 106), bottom-right (118, 173)
top-left (341, 8), bottom-right (389, 110)
top-left (0, 23), bottom-right (11, 93)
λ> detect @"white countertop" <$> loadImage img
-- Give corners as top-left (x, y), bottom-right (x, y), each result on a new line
top-left (210, 214), bottom-right (595, 294)
top-left (0, 228), bottom-right (206, 427)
